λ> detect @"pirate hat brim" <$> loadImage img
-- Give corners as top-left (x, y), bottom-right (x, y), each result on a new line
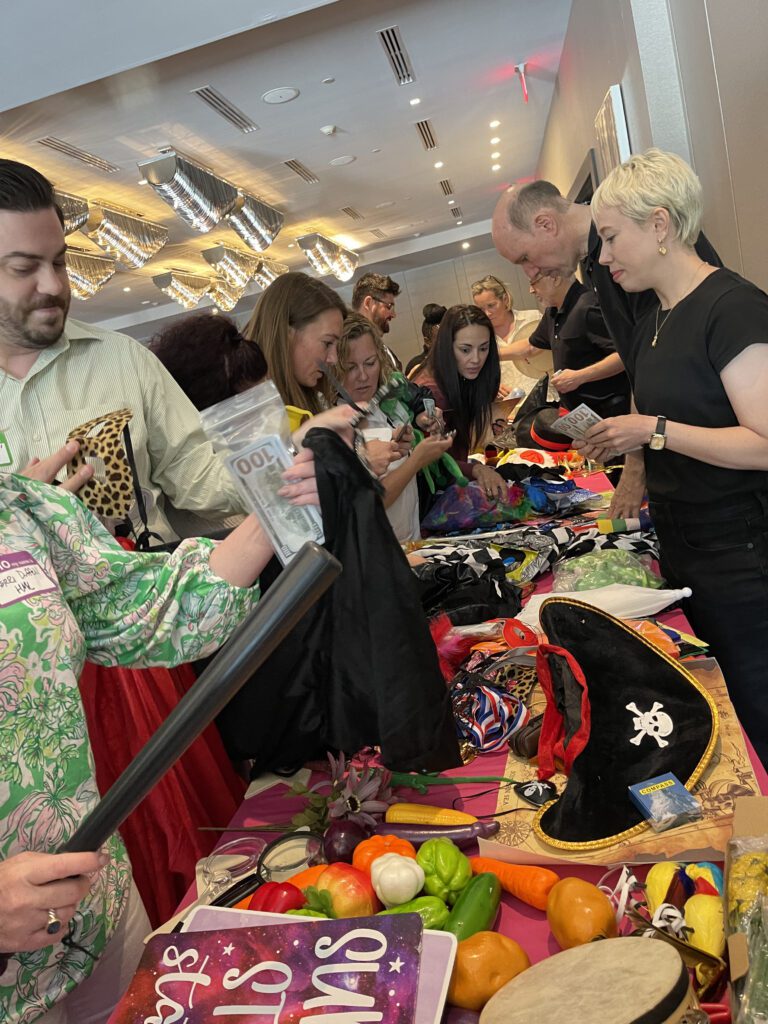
top-left (533, 598), bottom-right (718, 851)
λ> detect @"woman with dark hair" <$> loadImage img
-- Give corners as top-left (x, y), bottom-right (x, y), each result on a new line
top-left (405, 302), bottom-right (446, 378)
top-left (413, 304), bottom-right (507, 499)
top-left (150, 312), bottom-right (267, 410)
top-left (243, 271), bottom-right (346, 421)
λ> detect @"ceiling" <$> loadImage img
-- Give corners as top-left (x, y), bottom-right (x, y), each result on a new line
top-left (0, 0), bottom-right (572, 331)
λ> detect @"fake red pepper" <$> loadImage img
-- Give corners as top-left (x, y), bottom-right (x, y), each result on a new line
top-left (247, 881), bottom-right (306, 913)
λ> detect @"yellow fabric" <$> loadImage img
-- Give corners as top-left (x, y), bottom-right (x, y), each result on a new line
top-left (0, 318), bottom-right (243, 539)
top-left (286, 404), bottom-right (313, 432)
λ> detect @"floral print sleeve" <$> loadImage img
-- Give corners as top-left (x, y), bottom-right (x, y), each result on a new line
top-left (0, 475), bottom-right (260, 1024)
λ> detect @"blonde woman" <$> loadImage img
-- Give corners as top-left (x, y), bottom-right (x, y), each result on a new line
top-left (471, 274), bottom-right (541, 396)
top-left (337, 313), bottom-right (452, 541)
top-left (579, 147), bottom-right (768, 767)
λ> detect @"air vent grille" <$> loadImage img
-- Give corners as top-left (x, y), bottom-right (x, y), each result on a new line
top-left (191, 86), bottom-right (259, 133)
top-left (340, 206), bottom-right (364, 221)
top-left (451, 207), bottom-right (464, 219)
top-left (438, 179), bottom-right (454, 196)
top-left (378, 26), bottom-right (415, 85)
top-left (284, 159), bottom-right (319, 184)
top-left (369, 228), bottom-right (387, 240)
top-left (36, 137), bottom-right (119, 173)
top-left (414, 119), bottom-right (438, 151)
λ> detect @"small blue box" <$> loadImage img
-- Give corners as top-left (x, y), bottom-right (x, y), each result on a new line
top-left (628, 772), bottom-right (703, 833)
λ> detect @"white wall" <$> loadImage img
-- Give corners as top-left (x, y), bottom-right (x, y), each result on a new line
top-left (337, 249), bottom-right (537, 366)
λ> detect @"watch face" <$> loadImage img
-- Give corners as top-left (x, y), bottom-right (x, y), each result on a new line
top-left (649, 433), bottom-right (666, 451)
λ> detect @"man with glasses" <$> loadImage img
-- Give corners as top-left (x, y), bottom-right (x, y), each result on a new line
top-left (351, 271), bottom-right (402, 370)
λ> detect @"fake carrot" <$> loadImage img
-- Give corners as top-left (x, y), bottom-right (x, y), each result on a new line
top-left (469, 856), bottom-right (559, 911)
top-left (285, 864), bottom-right (328, 891)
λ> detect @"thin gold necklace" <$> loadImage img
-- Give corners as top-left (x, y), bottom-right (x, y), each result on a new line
top-left (651, 261), bottom-right (710, 348)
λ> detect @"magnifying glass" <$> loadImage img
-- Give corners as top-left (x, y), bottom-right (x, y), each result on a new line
top-left (210, 831), bottom-right (326, 908)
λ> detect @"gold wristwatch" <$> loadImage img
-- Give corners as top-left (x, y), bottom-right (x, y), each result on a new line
top-left (648, 415), bottom-right (667, 451)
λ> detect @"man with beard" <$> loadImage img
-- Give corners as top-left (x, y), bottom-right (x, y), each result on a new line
top-left (0, 159), bottom-right (242, 540)
top-left (351, 271), bottom-right (403, 370)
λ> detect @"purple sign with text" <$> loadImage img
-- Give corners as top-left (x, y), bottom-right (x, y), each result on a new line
top-left (109, 915), bottom-right (422, 1024)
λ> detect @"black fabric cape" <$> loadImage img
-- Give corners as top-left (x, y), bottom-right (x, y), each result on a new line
top-left (216, 427), bottom-right (461, 774)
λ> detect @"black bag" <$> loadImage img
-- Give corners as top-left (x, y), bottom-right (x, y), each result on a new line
top-left (216, 428), bottom-right (461, 774)
top-left (412, 560), bottom-right (522, 625)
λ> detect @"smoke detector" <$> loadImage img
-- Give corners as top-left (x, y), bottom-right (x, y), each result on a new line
top-left (320, 124), bottom-right (338, 136)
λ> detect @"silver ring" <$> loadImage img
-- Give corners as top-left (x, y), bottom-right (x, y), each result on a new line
top-left (46, 909), bottom-right (62, 935)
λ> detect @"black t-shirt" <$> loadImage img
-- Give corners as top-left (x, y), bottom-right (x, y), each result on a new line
top-left (580, 220), bottom-right (723, 362)
top-left (528, 280), bottom-right (630, 416)
top-left (623, 268), bottom-right (768, 504)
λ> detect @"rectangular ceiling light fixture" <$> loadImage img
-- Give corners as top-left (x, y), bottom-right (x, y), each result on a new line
top-left (37, 137), bottom-right (120, 173)
top-left (85, 204), bottom-right (168, 269)
top-left (202, 244), bottom-right (260, 290)
top-left (54, 189), bottom-right (90, 235)
top-left (191, 86), bottom-right (259, 133)
top-left (378, 26), bottom-right (415, 85)
top-left (298, 233), bottom-right (359, 283)
top-left (138, 151), bottom-right (238, 233)
top-left (414, 119), bottom-right (437, 150)
top-left (226, 191), bottom-right (284, 251)
top-left (152, 270), bottom-right (211, 310)
top-left (65, 247), bottom-right (117, 299)
top-left (252, 257), bottom-right (289, 290)
top-left (207, 276), bottom-right (247, 312)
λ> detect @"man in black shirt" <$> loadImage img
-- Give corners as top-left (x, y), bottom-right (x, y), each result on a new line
top-left (491, 181), bottom-right (720, 513)
top-left (506, 273), bottom-right (630, 418)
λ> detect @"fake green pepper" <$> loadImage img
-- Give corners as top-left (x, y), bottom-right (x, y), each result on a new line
top-left (377, 895), bottom-right (450, 930)
top-left (416, 838), bottom-right (472, 906)
top-left (444, 872), bottom-right (502, 941)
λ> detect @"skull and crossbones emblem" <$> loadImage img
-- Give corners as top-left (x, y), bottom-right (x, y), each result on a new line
top-left (626, 701), bottom-right (674, 748)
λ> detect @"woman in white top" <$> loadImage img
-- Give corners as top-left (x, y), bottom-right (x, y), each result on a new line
top-left (471, 274), bottom-right (541, 397)
top-left (336, 314), bottom-right (452, 542)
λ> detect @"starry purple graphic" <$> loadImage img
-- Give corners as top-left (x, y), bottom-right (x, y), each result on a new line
top-left (109, 915), bottom-right (421, 1024)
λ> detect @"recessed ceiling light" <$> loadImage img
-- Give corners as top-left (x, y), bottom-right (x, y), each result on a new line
top-left (448, 199), bottom-right (456, 205)
top-left (462, 242), bottom-right (470, 249)
top-left (410, 97), bottom-right (421, 106)
top-left (490, 137), bottom-right (501, 145)
top-left (413, 232), bottom-right (422, 237)
top-left (330, 155), bottom-right (356, 166)
top-left (492, 163), bottom-right (501, 171)
top-left (491, 151), bottom-right (501, 159)
top-left (434, 161), bottom-right (444, 169)
top-left (489, 120), bottom-right (500, 128)
top-left (375, 200), bottom-right (395, 208)
top-left (456, 220), bottom-right (463, 225)
top-left (262, 87), bottom-right (300, 105)
top-left (122, 286), bottom-right (131, 292)
top-left (141, 299), bottom-right (151, 305)
top-left (137, 178), bottom-right (148, 185)
top-left (371, 147), bottom-right (382, 154)
top-left (321, 77), bottom-right (335, 85)
top-left (287, 243), bottom-right (295, 248)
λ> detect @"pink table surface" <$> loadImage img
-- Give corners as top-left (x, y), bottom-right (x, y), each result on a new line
top-left (200, 474), bottom-right (767, 977)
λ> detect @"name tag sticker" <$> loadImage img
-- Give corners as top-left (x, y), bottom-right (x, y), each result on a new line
top-left (0, 552), bottom-right (57, 608)
top-left (0, 431), bottom-right (12, 466)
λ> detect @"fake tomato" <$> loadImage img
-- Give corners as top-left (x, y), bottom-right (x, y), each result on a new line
top-left (447, 931), bottom-right (530, 1011)
top-left (352, 834), bottom-right (417, 875)
top-left (315, 862), bottom-right (381, 917)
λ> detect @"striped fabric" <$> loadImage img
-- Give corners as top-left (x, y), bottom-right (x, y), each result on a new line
top-left (0, 318), bottom-right (243, 540)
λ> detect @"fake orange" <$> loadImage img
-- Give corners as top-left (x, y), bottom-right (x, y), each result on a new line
top-left (447, 930), bottom-right (530, 1011)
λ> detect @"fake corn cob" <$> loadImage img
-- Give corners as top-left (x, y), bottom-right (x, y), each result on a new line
top-left (385, 803), bottom-right (477, 825)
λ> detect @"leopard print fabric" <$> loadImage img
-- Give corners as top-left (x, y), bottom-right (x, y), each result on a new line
top-left (66, 408), bottom-right (135, 518)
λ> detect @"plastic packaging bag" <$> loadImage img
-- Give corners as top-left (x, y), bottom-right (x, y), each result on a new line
top-left (553, 549), bottom-right (663, 592)
top-left (420, 481), bottom-right (531, 534)
top-left (200, 380), bottom-right (324, 564)
top-left (726, 836), bottom-right (768, 1022)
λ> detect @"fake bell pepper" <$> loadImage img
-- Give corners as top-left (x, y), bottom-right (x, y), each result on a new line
top-left (352, 834), bottom-right (417, 875)
top-left (247, 881), bottom-right (306, 914)
top-left (371, 853), bottom-right (426, 908)
top-left (684, 893), bottom-right (726, 959)
top-left (417, 838), bottom-right (472, 906)
top-left (378, 895), bottom-right (450, 930)
top-left (444, 873), bottom-right (501, 941)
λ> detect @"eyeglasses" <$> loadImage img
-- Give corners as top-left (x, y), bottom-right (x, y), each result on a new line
top-left (374, 297), bottom-right (396, 312)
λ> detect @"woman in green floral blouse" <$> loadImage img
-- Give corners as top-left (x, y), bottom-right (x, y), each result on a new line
top-left (0, 442), bottom-right (319, 1024)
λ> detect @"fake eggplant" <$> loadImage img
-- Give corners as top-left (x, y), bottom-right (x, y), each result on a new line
top-left (373, 820), bottom-right (500, 848)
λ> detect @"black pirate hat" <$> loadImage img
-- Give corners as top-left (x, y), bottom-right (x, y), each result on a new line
top-left (532, 597), bottom-right (718, 851)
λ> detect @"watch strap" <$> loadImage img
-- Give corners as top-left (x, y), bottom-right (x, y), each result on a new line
top-left (655, 415), bottom-right (667, 437)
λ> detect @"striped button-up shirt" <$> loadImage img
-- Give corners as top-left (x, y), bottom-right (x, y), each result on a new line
top-left (0, 318), bottom-right (243, 539)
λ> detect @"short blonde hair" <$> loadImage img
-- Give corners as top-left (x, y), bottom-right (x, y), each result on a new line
top-left (335, 312), bottom-right (392, 386)
top-left (470, 274), bottom-right (513, 308)
top-left (591, 148), bottom-right (703, 247)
